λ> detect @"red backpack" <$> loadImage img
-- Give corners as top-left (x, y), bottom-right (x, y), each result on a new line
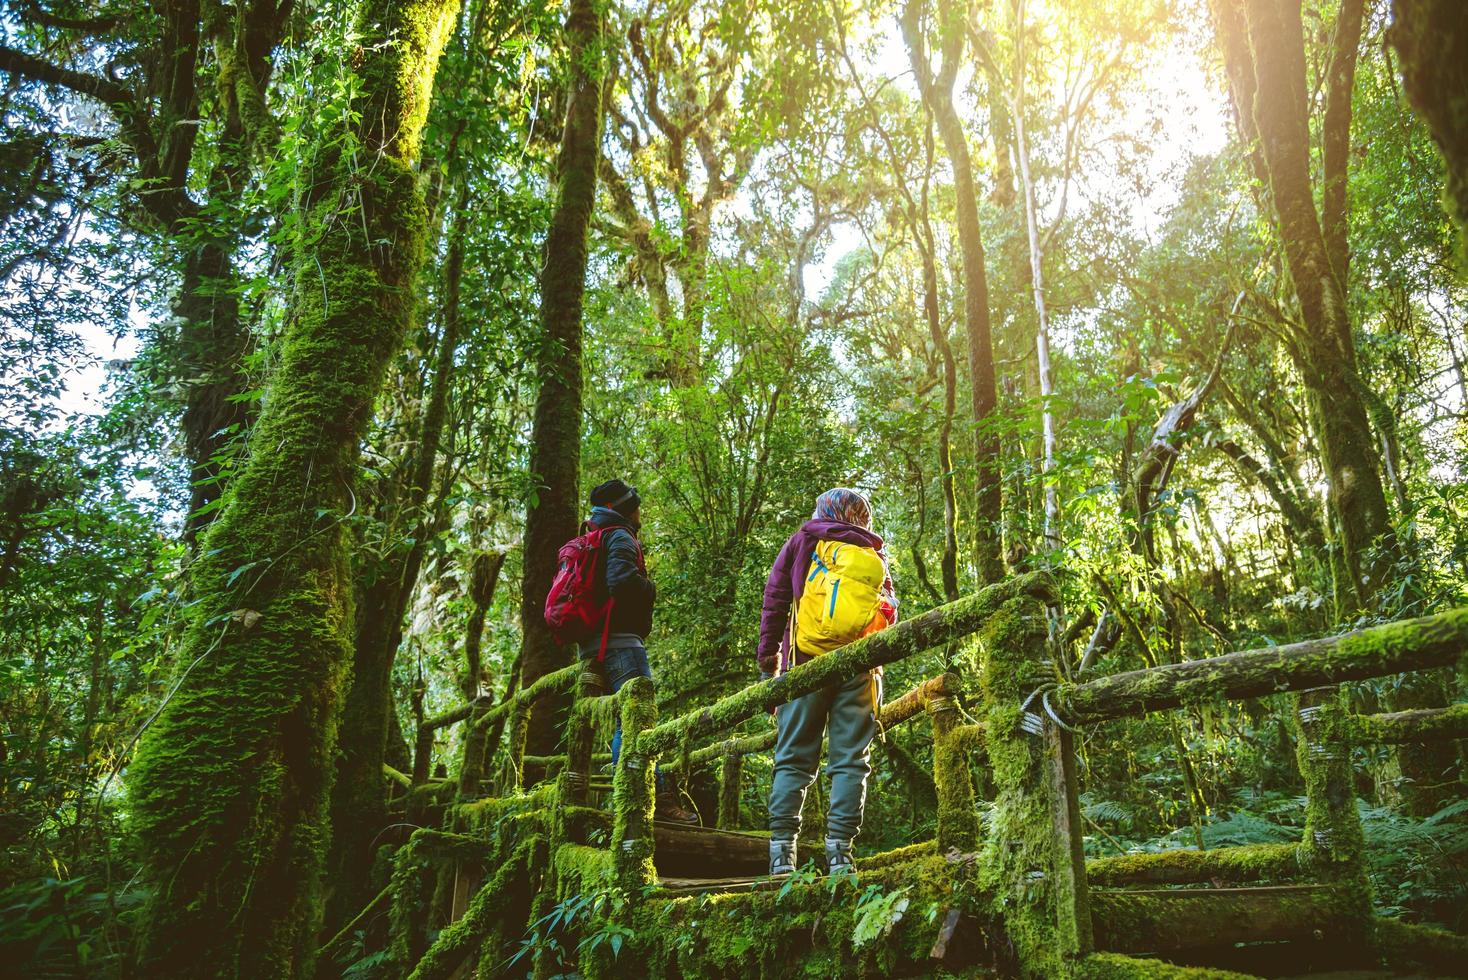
top-left (543, 524), bottom-right (643, 660)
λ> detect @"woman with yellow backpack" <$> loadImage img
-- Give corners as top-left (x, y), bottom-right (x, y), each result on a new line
top-left (757, 488), bottom-right (897, 876)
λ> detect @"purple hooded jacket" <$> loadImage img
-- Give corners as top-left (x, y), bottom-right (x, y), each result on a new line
top-left (757, 518), bottom-right (896, 674)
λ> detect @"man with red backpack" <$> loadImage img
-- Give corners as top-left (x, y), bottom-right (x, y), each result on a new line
top-left (547, 479), bottom-right (697, 825)
top-left (758, 488), bottom-right (897, 876)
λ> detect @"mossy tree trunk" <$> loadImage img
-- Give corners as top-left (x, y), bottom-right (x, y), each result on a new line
top-left (1215, 0), bottom-right (1459, 815)
top-left (902, 0), bottom-right (1004, 586)
top-left (326, 182), bottom-right (468, 931)
top-left (519, 0), bottom-right (606, 770)
top-left (1212, 0), bottom-right (1391, 605)
top-left (1391, 0), bottom-right (1468, 253)
top-left (125, 0), bottom-right (460, 974)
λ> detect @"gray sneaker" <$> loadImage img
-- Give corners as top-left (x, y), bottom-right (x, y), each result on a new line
top-left (769, 837), bottom-right (796, 876)
top-left (825, 837), bottom-right (854, 875)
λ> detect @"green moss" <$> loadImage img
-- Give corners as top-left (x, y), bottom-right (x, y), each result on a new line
top-left (125, 1), bottom-right (463, 974)
top-left (473, 662), bottom-right (581, 730)
top-left (1090, 884), bottom-right (1360, 956)
top-left (973, 596), bottom-right (1060, 978)
top-left (930, 682), bottom-right (979, 853)
top-left (1371, 916), bottom-right (1468, 972)
top-left (611, 677), bottom-right (658, 891)
top-left (1076, 952), bottom-right (1259, 979)
top-left (622, 855), bottom-right (964, 979)
top-left (407, 835), bottom-right (546, 980)
top-left (555, 843), bottom-right (614, 897)
top-left (1292, 689), bottom-right (1370, 921)
top-left (856, 839), bottom-right (937, 870)
top-left (1085, 843), bottom-right (1304, 887)
top-left (1054, 606), bottom-right (1468, 724)
top-left (717, 752), bottom-right (743, 829)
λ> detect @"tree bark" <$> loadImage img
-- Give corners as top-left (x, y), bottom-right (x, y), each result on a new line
top-left (519, 0), bottom-right (605, 770)
top-left (1214, 0), bottom-right (1394, 606)
top-left (1391, 0), bottom-right (1468, 250)
top-left (325, 183), bottom-right (468, 931)
top-left (126, 0), bottom-right (460, 973)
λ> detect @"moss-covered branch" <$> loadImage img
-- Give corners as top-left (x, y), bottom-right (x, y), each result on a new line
top-left (1054, 608), bottom-right (1468, 724)
top-left (675, 673), bottom-right (955, 772)
top-left (1345, 701), bottom-right (1468, 744)
top-left (1076, 952), bottom-right (1257, 979)
top-left (1085, 843), bottom-right (1304, 887)
top-left (1371, 916), bottom-right (1468, 973)
top-left (643, 573), bottom-right (1054, 757)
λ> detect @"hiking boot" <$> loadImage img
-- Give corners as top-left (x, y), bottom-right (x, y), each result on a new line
top-left (654, 790), bottom-right (699, 825)
top-left (825, 837), bottom-right (854, 875)
top-left (770, 837), bottom-right (797, 876)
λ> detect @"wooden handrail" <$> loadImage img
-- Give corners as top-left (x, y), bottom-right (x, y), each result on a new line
top-left (1345, 701), bottom-right (1468, 744)
top-left (672, 672), bottom-right (961, 772)
top-left (1052, 607), bottom-right (1468, 725)
top-left (639, 573), bottom-right (1054, 758)
top-left (470, 662), bottom-right (582, 731)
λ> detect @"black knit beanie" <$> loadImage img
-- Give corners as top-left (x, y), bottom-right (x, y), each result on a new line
top-left (589, 479), bottom-right (640, 515)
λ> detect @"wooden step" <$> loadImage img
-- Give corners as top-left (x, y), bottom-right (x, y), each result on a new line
top-left (652, 820), bottom-right (771, 879)
top-left (656, 874), bottom-right (780, 897)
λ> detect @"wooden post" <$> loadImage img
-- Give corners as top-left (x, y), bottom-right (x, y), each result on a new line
top-left (928, 672), bottom-right (978, 853)
top-left (506, 701), bottom-right (529, 793)
top-left (717, 751), bottom-right (742, 830)
top-left (1294, 687), bottom-right (1371, 923)
top-left (611, 677), bottom-right (658, 891)
top-left (563, 667), bottom-right (607, 810)
top-left (1044, 718), bottom-right (1093, 959)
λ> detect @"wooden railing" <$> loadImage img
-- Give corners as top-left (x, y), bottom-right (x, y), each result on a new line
top-left (386, 578), bottom-right (1468, 978)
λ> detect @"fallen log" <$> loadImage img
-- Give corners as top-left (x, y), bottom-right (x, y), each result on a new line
top-left (1054, 608), bottom-right (1468, 724)
top-left (1091, 884), bottom-right (1358, 953)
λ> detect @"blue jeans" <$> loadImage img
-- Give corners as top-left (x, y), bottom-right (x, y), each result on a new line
top-left (593, 644), bottom-right (668, 793)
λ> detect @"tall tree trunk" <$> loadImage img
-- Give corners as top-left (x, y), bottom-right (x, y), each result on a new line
top-left (1215, 0), bottom-right (1393, 605)
top-left (1216, 0), bottom-right (1457, 816)
top-left (126, 0), bottom-right (460, 974)
top-left (176, 0), bottom-right (287, 543)
top-left (325, 183), bottom-right (468, 931)
top-left (902, 0), bottom-right (1004, 586)
top-left (1391, 0), bottom-right (1468, 250)
top-left (918, 119), bottom-right (960, 602)
top-left (1008, 1), bottom-right (1060, 557)
top-left (519, 0), bottom-right (605, 769)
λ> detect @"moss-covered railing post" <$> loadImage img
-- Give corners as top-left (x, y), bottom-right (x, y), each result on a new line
top-left (563, 667), bottom-right (607, 810)
top-left (1044, 709), bottom-right (1093, 962)
top-left (976, 594), bottom-right (1082, 977)
top-left (611, 676), bottom-right (658, 891)
top-left (717, 751), bottom-right (742, 830)
top-left (1294, 688), bottom-right (1371, 928)
top-left (927, 671), bottom-right (978, 853)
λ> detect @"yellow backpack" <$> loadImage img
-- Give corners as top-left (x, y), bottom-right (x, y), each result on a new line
top-left (794, 540), bottom-right (888, 655)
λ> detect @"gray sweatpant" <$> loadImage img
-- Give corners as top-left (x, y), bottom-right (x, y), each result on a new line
top-left (769, 671), bottom-right (877, 842)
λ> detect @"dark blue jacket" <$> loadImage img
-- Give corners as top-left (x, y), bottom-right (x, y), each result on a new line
top-left (587, 506), bottom-right (655, 640)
